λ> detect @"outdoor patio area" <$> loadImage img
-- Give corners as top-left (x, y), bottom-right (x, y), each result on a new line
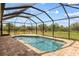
top-left (0, 36), bottom-right (40, 56)
top-left (0, 3), bottom-right (79, 56)
top-left (0, 36), bottom-right (79, 56)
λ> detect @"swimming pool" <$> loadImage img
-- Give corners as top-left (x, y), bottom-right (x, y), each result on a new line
top-left (15, 35), bottom-right (65, 53)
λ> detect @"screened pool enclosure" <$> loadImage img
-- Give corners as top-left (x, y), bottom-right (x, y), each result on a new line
top-left (0, 3), bottom-right (79, 40)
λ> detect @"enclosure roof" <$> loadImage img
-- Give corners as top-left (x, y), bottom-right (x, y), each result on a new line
top-left (2, 3), bottom-right (79, 24)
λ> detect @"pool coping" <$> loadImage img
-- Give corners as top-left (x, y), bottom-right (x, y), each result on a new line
top-left (11, 34), bottom-right (74, 54)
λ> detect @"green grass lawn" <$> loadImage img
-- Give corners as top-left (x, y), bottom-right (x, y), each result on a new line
top-left (3, 30), bottom-right (79, 41)
top-left (44, 31), bottom-right (79, 40)
top-left (70, 31), bottom-right (79, 40)
top-left (54, 31), bottom-right (79, 40)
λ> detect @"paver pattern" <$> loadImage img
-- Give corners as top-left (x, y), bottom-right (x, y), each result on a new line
top-left (0, 36), bottom-right (39, 56)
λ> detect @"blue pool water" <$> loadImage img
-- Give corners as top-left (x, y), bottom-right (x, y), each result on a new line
top-left (15, 36), bottom-right (64, 52)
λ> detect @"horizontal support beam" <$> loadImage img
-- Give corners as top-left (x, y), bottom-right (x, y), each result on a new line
top-left (3, 12), bottom-right (44, 23)
top-left (35, 5), bottom-right (61, 16)
top-left (4, 6), bottom-right (32, 10)
top-left (32, 6), bottom-right (54, 21)
top-left (35, 15), bottom-right (79, 23)
top-left (3, 8), bottom-right (26, 17)
top-left (18, 16), bottom-right (37, 24)
top-left (3, 8), bottom-right (27, 20)
top-left (3, 22), bottom-right (34, 24)
top-left (3, 14), bottom-right (79, 23)
top-left (64, 4), bottom-right (79, 9)
top-left (3, 15), bottom-right (18, 20)
top-left (22, 12), bottom-right (44, 23)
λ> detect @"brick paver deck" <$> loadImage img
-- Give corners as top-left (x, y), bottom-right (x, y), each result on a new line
top-left (42, 41), bottom-right (79, 56)
top-left (0, 36), bottom-right (39, 56)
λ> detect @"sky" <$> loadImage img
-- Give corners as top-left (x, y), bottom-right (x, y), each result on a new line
top-left (4, 3), bottom-right (79, 26)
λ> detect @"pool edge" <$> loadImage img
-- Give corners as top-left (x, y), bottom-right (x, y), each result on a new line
top-left (12, 34), bottom-right (74, 54)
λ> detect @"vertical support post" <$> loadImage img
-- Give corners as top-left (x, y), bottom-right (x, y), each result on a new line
top-left (14, 22), bottom-right (16, 35)
top-left (0, 3), bottom-right (5, 36)
top-left (29, 20), bottom-right (32, 34)
top-left (14, 18), bottom-right (17, 35)
top-left (60, 3), bottom-right (70, 40)
top-left (52, 21), bottom-right (54, 37)
top-left (43, 22), bottom-right (44, 35)
top-left (8, 23), bottom-right (10, 35)
top-left (24, 23), bottom-right (26, 34)
top-left (36, 24), bottom-right (37, 34)
top-left (28, 18), bottom-right (37, 35)
top-left (44, 13), bottom-right (54, 37)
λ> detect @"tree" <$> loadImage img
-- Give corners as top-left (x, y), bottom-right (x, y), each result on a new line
top-left (18, 25), bottom-right (25, 31)
top-left (38, 24), bottom-right (48, 32)
top-left (3, 23), bottom-right (9, 31)
top-left (26, 26), bottom-right (32, 30)
top-left (49, 23), bottom-right (60, 31)
top-left (70, 22), bottom-right (79, 31)
top-left (59, 25), bottom-right (66, 31)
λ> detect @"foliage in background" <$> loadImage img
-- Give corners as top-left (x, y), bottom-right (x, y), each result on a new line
top-left (3, 22), bottom-right (79, 32)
